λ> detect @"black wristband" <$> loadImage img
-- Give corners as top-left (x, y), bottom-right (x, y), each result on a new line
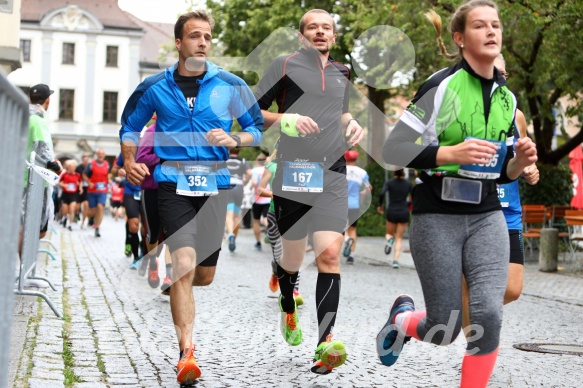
top-left (347, 118), bottom-right (360, 126)
top-left (231, 134), bottom-right (241, 147)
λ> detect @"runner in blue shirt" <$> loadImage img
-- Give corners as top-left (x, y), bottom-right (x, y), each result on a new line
top-left (118, 10), bottom-right (263, 386)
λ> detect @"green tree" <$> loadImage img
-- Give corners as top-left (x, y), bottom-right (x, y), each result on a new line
top-left (207, 0), bottom-right (583, 166)
top-left (501, 0), bottom-right (583, 165)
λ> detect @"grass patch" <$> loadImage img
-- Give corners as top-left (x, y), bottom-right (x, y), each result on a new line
top-left (80, 293), bottom-right (106, 376)
top-left (97, 356), bottom-right (106, 374)
top-left (16, 303), bottom-right (43, 386)
top-left (61, 258), bottom-right (83, 386)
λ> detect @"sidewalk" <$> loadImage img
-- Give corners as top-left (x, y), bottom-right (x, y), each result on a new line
top-left (9, 218), bottom-right (583, 387)
top-left (353, 235), bottom-right (583, 306)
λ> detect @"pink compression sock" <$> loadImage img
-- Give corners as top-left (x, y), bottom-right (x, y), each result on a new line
top-left (460, 348), bottom-right (499, 388)
top-left (399, 310), bottom-right (426, 340)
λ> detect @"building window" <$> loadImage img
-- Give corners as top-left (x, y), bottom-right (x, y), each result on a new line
top-left (59, 89), bottom-right (75, 120)
top-left (103, 92), bottom-right (118, 122)
top-left (106, 46), bottom-right (118, 67)
top-left (20, 39), bottom-right (31, 62)
top-left (62, 43), bottom-right (75, 64)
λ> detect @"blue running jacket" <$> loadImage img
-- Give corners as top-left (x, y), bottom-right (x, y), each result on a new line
top-left (119, 61), bottom-right (264, 188)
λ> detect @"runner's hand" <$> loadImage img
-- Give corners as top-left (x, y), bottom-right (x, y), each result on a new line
top-left (207, 128), bottom-right (237, 148)
top-left (439, 138), bottom-right (498, 165)
top-left (124, 160), bottom-right (149, 185)
top-left (295, 115), bottom-right (320, 136)
top-left (522, 164), bottom-right (539, 185)
top-left (514, 137), bottom-right (538, 170)
top-left (346, 120), bottom-right (364, 146)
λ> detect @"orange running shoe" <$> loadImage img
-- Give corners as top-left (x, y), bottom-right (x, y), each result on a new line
top-left (161, 276), bottom-right (172, 295)
top-left (269, 274), bottom-right (279, 293)
top-left (176, 346), bottom-right (201, 385)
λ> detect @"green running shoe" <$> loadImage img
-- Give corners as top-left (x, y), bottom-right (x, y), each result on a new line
top-left (279, 295), bottom-right (302, 346)
top-left (311, 335), bottom-right (347, 374)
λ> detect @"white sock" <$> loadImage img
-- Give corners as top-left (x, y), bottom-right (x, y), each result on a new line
top-left (394, 311), bottom-right (412, 335)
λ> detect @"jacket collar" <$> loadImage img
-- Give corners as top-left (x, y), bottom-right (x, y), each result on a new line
top-left (461, 58), bottom-right (508, 86)
top-left (298, 47), bottom-right (336, 65)
top-left (167, 60), bottom-right (221, 82)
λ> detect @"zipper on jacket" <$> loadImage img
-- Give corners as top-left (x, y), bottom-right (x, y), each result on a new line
top-left (314, 54), bottom-right (326, 92)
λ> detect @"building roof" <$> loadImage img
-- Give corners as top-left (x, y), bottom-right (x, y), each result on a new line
top-left (21, 0), bottom-right (142, 30)
top-left (124, 12), bottom-right (174, 66)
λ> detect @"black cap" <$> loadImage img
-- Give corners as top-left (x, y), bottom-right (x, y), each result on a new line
top-left (29, 84), bottom-right (54, 102)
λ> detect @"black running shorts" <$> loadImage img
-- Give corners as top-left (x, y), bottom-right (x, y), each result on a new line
top-left (252, 203), bottom-right (270, 220)
top-left (273, 162), bottom-right (347, 240)
top-left (141, 189), bottom-right (162, 245)
top-left (123, 193), bottom-right (141, 219)
top-left (386, 209), bottom-right (410, 224)
top-left (508, 229), bottom-right (524, 265)
top-left (158, 182), bottom-right (227, 267)
top-left (60, 192), bottom-right (79, 205)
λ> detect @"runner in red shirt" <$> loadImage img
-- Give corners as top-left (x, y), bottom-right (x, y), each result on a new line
top-left (110, 178), bottom-right (125, 220)
top-left (83, 148), bottom-right (110, 237)
top-left (59, 160), bottom-right (83, 231)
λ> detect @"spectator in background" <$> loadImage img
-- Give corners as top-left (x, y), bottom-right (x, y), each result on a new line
top-left (20, 83), bottom-right (62, 248)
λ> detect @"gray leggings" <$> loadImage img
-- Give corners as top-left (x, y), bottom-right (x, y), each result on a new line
top-left (410, 211), bottom-right (508, 355)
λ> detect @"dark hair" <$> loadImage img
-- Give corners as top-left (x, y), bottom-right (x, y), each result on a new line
top-left (30, 96), bottom-right (47, 104)
top-left (299, 9), bottom-right (336, 34)
top-left (174, 10), bottom-right (215, 40)
top-left (425, 0), bottom-right (499, 61)
top-left (394, 169), bottom-right (405, 178)
top-left (258, 148), bottom-right (270, 157)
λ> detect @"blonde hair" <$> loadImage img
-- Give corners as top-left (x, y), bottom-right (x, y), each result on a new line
top-left (425, 0), bottom-right (499, 61)
top-left (65, 159), bottom-right (77, 169)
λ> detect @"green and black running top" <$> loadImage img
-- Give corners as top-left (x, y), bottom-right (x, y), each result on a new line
top-left (383, 59), bottom-right (517, 215)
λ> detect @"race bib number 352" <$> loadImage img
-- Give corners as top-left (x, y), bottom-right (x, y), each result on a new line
top-left (176, 165), bottom-right (219, 197)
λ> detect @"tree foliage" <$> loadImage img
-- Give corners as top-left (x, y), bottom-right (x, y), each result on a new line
top-left (207, 0), bottom-right (583, 165)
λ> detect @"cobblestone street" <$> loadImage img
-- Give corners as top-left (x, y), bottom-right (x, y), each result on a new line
top-left (10, 216), bottom-right (583, 387)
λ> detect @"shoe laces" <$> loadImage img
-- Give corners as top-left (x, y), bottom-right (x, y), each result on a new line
top-left (149, 269), bottom-right (158, 280)
top-left (314, 334), bottom-right (334, 360)
top-left (181, 345), bottom-right (196, 360)
top-left (286, 312), bottom-right (297, 330)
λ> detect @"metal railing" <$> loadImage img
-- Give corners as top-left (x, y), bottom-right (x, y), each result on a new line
top-left (0, 73), bottom-right (30, 388)
top-left (15, 151), bottom-right (61, 318)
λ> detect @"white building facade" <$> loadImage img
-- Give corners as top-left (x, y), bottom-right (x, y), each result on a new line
top-left (8, 0), bottom-right (173, 159)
